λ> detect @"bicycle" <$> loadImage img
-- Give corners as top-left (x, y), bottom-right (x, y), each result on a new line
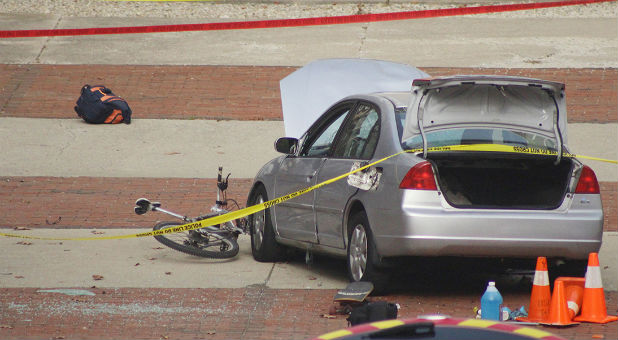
top-left (133, 167), bottom-right (247, 259)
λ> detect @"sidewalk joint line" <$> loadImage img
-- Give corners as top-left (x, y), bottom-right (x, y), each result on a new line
top-left (264, 263), bottom-right (275, 286)
top-left (34, 17), bottom-right (62, 63)
top-left (239, 264), bottom-right (275, 338)
top-left (358, 23), bottom-right (368, 58)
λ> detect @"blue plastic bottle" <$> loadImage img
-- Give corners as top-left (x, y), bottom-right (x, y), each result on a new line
top-left (481, 281), bottom-right (503, 320)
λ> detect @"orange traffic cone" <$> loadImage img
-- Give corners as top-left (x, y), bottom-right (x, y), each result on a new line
top-left (555, 277), bottom-right (585, 320)
top-left (517, 257), bottom-right (551, 323)
top-left (574, 253), bottom-right (618, 324)
top-left (541, 280), bottom-right (579, 326)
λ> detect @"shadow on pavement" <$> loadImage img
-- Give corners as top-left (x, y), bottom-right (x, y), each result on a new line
top-left (282, 252), bottom-right (543, 295)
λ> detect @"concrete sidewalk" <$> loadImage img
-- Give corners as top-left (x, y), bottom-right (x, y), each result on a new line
top-left (0, 117), bottom-right (615, 180)
top-left (1, 229), bottom-right (616, 290)
top-left (1, 15), bottom-right (616, 68)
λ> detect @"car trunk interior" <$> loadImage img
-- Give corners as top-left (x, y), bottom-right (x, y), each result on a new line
top-left (429, 153), bottom-right (573, 209)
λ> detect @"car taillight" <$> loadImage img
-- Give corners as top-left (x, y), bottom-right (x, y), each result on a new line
top-left (575, 165), bottom-right (600, 194)
top-left (400, 161), bottom-right (437, 190)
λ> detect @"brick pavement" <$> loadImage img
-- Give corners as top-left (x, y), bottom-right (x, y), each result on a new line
top-left (0, 177), bottom-right (615, 232)
top-left (1, 65), bottom-right (616, 123)
top-left (0, 283), bottom-right (616, 339)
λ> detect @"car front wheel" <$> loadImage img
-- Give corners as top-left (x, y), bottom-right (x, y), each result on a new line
top-left (248, 185), bottom-right (284, 262)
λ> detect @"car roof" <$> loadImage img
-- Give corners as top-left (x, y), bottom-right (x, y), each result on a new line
top-left (371, 92), bottom-right (412, 110)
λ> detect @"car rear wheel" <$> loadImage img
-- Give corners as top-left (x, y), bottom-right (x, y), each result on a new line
top-left (248, 185), bottom-right (284, 262)
top-left (347, 211), bottom-right (390, 294)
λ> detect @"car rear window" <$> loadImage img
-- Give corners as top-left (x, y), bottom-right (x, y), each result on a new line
top-left (400, 127), bottom-right (557, 151)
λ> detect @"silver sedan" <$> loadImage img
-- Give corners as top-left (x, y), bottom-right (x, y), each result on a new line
top-left (246, 75), bottom-right (603, 291)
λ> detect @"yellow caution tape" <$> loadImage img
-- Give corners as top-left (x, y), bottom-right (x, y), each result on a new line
top-left (427, 143), bottom-right (617, 164)
top-left (0, 151), bottom-right (402, 241)
top-left (0, 144), bottom-right (615, 241)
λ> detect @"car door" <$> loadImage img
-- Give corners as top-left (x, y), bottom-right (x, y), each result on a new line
top-left (313, 102), bottom-right (381, 248)
top-left (273, 102), bottom-right (354, 243)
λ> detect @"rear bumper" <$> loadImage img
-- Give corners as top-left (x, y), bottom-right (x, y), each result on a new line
top-left (372, 192), bottom-right (603, 260)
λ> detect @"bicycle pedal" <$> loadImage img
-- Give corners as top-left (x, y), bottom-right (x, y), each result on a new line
top-left (134, 198), bottom-right (150, 215)
top-left (134, 206), bottom-right (147, 215)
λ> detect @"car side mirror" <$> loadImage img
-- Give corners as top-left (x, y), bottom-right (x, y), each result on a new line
top-left (275, 137), bottom-right (298, 154)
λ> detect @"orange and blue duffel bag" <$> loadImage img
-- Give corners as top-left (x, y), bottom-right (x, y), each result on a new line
top-left (74, 85), bottom-right (132, 124)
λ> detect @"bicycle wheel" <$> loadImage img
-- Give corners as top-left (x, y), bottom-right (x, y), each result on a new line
top-left (153, 221), bottom-right (239, 259)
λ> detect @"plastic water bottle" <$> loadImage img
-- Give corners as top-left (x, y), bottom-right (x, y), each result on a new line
top-left (481, 281), bottom-right (503, 320)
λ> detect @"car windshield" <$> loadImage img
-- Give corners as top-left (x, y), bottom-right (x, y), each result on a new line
top-left (396, 111), bottom-right (557, 151)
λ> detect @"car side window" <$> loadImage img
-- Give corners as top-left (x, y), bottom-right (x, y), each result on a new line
top-left (301, 106), bottom-right (351, 157)
top-left (332, 104), bottom-right (380, 160)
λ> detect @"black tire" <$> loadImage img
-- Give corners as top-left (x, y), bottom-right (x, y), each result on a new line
top-left (347, 211), bottom-right (390, 294)
top-left (248, 185), bottom-right (284, 262)
top-left (153, 221), bottom-right (239, 259)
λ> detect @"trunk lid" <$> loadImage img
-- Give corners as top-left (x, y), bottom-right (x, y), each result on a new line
top-left (402, 75), bottom-right (568, 159)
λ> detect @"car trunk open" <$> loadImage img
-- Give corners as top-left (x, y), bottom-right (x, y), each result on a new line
top-left (428, 153), bottom-right (573, 210)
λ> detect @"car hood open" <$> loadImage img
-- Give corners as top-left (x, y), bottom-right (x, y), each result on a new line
top-left (280, 58), bottom-right (429, 138)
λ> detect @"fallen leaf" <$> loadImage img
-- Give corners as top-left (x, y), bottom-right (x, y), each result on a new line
top-left (91, 230), bottom-right (105, 235)
top-left (13, 227), bottom-right (30, 231)
top-left (92, 275), bottom-right (104, 281)
top-left (135, 263), bottom-right (140, 266)
top-left (148, 257), bottom-right (157, 260)
top-left (320, 314), bottom-right (337, 319)
top-left (14, 276), bottom-right (24, 279)
top-left (206, 330), bottom-right (216, 335)
top-left (165, 272), bottom-right (172, 275)
top-left (161, 336), bottom-right (169, 340)
top-left (153, 247), bottom-right (165, 250)
top-left (0, 325), bottom-right (14, 329)
top-left (16, 241), bottom-right (32, 245)
top-left (308, 277), bottom-right (317, 280)
top-left (165, 152), bottom-right (181, 155)
top-left (53, 337), bottom-right (65, 340)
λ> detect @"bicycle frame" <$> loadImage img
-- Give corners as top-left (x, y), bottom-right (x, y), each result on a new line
top-left (134, 166), bottom-right (247, 233)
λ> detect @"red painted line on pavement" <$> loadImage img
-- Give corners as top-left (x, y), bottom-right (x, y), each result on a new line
top-left (0, 0), bottom-right (614, 38)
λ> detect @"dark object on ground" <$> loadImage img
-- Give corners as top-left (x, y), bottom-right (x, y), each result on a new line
top-left (346, 301), bottom-right (399, 326)
top-left (74, 85), bottom-right (132, 124)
